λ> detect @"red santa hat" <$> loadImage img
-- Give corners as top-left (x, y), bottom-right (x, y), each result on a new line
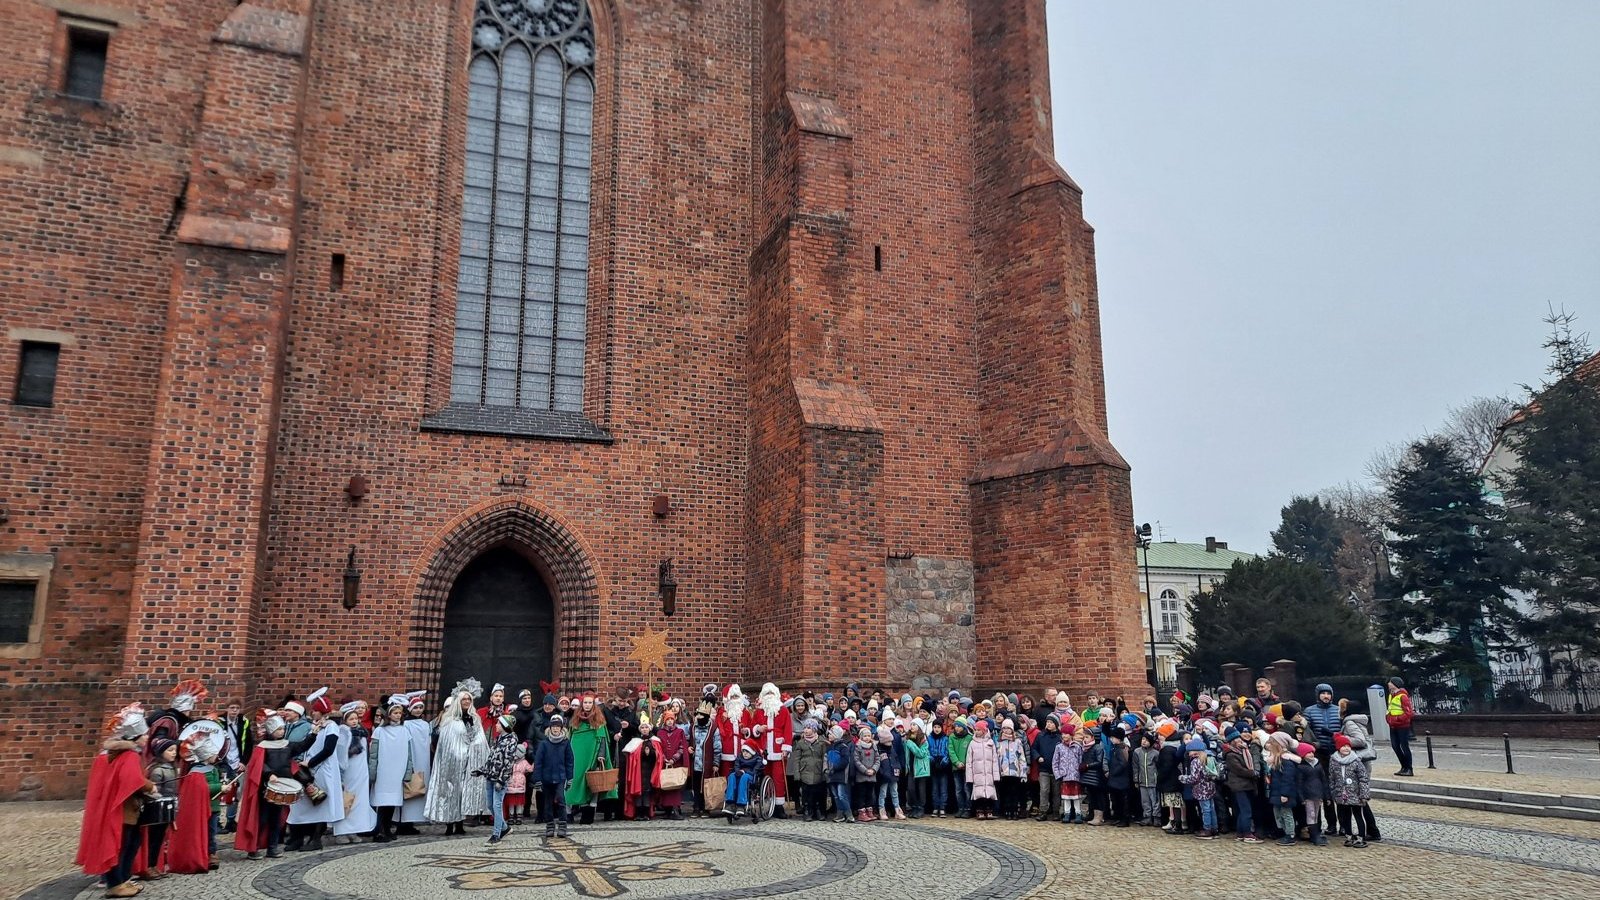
top-left (405, 690), bottom-right (426, 711)
top-left (307, 686), bottom-right (332, 715)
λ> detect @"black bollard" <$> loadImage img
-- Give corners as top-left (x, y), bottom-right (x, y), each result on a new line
top-left (1425, 731), bottom-right (1435, 769)
top-left (1504, 732), bottom-right (1514, 774)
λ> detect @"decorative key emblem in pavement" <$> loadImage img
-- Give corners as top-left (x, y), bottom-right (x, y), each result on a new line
top-left (415, 839), bottom-right (723, 897)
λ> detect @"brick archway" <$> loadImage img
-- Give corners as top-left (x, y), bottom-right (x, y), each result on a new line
top-left (407, 498), bottom-right (602, 702)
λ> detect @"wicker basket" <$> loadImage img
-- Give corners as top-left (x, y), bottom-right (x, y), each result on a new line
top-left (585, 765), bottom-right (619, 794)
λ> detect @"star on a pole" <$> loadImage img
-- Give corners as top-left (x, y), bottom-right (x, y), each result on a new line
top-left (625, 629), bottom-right (675, 680)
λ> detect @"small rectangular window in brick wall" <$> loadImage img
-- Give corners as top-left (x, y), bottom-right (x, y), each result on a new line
top-left (15, 341), bottom-right (60, 407)
top-left (63, 26), bottom-right (109, 101)
top-left (0, 581), bottom-right (37, 644)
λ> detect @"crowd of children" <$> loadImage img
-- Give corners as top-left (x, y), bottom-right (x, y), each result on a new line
top-left (75, 675), bottom-right (1411, 898)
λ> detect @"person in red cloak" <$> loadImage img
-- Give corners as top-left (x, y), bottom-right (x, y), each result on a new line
top-left (77, 703), bottom-right (155, 898)
top-left (621, 716), bottom-right (663, 819)
top-left (713, 684), bottom-right (749, 777)
top-left (166, 722), bottom-right (225, 874)
top-left (751, 682), bottom-right (794, 818)
top-left (236, 710), bottom-right (293, 859)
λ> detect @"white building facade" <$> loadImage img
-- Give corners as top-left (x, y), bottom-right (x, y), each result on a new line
top-left (1135, 538), bottom-right (1257, 683)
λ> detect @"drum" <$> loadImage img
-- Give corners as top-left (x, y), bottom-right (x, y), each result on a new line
top-left (178, 719), bottom-right (226, 766)
top-left (264, 776), bottom-right (304, 806)
top-left (137, 796), bottom-right (176, 826)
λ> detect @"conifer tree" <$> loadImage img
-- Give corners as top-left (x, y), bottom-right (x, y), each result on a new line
top-left (1386, 437), bottom-right (1521, 706)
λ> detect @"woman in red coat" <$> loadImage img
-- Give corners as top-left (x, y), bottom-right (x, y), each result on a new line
top-left (654, 707), bottom-right (690, 819)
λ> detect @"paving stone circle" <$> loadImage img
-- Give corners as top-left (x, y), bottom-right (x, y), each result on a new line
top-left (24, 819), bottom-right (1045, 900)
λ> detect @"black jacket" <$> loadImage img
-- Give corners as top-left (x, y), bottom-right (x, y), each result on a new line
top-left (1155, 742), bottom-right (1184, 794)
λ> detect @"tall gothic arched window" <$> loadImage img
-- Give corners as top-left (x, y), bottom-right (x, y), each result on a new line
top-left (452, 0), bottom-right (595, 414)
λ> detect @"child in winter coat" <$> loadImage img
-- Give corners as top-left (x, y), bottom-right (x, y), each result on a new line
top-left (949, 719), bottom-right (974, 817)
top-left (1156, 732), bottom-right (1185, 833)
top-left (1132, 731), bottom-right (1160, 826)
top-left (1104, 727), bottom-right (1134, 826)
top-left (1265, 735), bottom-right (1301, 846)
top-left (825, 725), bottom-right (854, 824)
top-left (1178, 739), bottom-right (1218, 839)
top-left (1296, 742), bottom-right (1329, 846)
top-left (725, 743), bottom-right (765, 817)
top-left (928, 721), bottom-right (952, 818)
top-left (851, 726), bottom-right (882, 821)
top-left (792, 722), bottom-right (829, 821)
top-left (964, 720), bottom-right (1000, 820)
top-left (509, 746), bottom-right (533, 826)
top-left (876, 725), bottom-right (904, 820)
top-left (1078, 728), bottom-right (1107, 826)
top-left (1329, 734), bottom-right (1371, 847)
top-left (903, 721), bottom-right (932, 818)
top-left (1052, 724), bottom-right (1084, 824)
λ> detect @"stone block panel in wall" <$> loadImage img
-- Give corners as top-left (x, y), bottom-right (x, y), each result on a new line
top-left (886, 556), bottom-right (975, 694)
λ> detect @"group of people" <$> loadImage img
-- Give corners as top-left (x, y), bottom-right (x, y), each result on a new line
top-left (74, 671), bottom-right (1419, 898)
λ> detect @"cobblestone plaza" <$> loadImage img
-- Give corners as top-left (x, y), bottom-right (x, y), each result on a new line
top-left (10, 800), bottom-right (1600, 900)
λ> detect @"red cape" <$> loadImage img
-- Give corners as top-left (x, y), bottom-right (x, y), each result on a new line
top-left (621, 737), bottom-right (662, 819)
top-left (234, 746), bottom-right (271, 853)
top-left (76, 749), bottom-right (147, 876)
top-left (166, 770), bottom-right (212, 873)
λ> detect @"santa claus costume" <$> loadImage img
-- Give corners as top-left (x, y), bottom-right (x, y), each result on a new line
top-left (714, 685), bottom-right (750, 777)
top-left (77, 703), bottom-right (154, 898)
top-left (751, 683), bottom-right (794, 816)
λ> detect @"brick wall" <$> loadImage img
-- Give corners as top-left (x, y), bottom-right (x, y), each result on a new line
top-left (1, 0), bottom-right (1148, 798)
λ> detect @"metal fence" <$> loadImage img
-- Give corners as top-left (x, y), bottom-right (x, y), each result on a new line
top-left (1413, 662), bottom-right (1600, 714)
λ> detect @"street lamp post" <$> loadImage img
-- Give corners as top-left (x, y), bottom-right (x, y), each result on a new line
top-left (1137, 523), bottom-right (1157, 689)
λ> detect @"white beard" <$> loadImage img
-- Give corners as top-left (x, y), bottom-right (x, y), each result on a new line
top-left (723, 699), bottom-right (746, 722)
top-left (760, 695), bottom-right (780, 717)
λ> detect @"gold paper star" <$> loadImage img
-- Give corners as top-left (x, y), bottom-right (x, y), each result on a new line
top-left (625, 629), bottom-right (675, 678)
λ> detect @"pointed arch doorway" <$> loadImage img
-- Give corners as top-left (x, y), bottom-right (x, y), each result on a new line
top-left (437, 547), bottom-right (555, 703)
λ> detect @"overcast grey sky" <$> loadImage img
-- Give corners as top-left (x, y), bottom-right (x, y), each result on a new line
top-left (1046, 1), bottom-right (1600, 553)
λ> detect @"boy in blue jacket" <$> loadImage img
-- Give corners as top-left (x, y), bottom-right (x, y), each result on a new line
top-left (532, 715), bottom-right (576, 839)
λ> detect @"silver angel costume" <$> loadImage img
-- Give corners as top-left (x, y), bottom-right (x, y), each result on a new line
top-left (425, 683), bottom-right (490, 822)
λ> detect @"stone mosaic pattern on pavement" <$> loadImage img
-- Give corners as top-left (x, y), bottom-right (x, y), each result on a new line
top-left (15, 804), bottom-right (1600, 900)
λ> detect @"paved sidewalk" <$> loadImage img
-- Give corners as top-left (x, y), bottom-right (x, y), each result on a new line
top-left (11, 800), bottom-right (1600, 899)
top-left (1373, 735), bottom-right (1600, 790)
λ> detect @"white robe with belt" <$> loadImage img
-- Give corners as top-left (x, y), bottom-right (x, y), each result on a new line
top-left (401, 717), bottom-right (432, 823)
top-left (370, 723), bottom-right (412, 809)
top-left (287, 721), bottom-right (346, 825)
top-left (333, 727), bottom-right (377, 835)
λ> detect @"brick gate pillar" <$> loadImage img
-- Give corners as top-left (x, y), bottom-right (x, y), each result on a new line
top-left (113, 3), bottom-right (313, 710)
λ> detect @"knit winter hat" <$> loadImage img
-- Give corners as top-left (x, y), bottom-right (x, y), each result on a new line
top-left (974, 719), bottom-right (990, 735)
top-left (1333, 733), bottom-right (1352, 751)
top-left (876, 725), bottom-right (892, 742)
top-left (1224, 727), bottom-right (1241, 742)
top-left (1297, 742), bottom-right (1317, 759)
top-left (829, 725), bottom-right (845, 741)
top-left (543, 693), bottom-right (558, 706)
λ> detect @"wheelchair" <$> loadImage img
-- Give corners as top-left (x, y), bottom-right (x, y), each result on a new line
top-left (720, 772), bottom-right (776, 824)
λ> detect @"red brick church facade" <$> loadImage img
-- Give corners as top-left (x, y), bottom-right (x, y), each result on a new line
top-left (0, 0), bottom-right (1144, 799)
